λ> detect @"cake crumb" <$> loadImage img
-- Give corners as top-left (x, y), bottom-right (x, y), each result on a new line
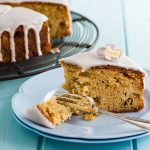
top-left (37, 97), bottom-right (72, 126)
top-left (83, 113), bottom-right (97, 121)
top-left (51, 48), bottom-right (60, 54)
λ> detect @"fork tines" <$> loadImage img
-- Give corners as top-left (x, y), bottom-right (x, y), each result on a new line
top-left (56, 93), bottom-right (95, 113)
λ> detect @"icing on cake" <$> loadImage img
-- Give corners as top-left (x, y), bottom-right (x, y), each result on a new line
top-left (0, 5), bottom-right (48, 62)
top-left (24, 106), bottom-right (55, 128)
top-left (0, 0), bottom-right (68, 6)
top-left (60, 51), bottom-right (147, 75)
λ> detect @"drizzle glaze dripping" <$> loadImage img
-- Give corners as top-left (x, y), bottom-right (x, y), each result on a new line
top-left (0, 5), bottom-right (48, 62)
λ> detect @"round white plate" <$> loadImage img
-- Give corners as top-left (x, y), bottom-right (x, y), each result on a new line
top-left (12, 112), bottom-right (150, 143)
top-left (12, 68), bottom-right (150, 140)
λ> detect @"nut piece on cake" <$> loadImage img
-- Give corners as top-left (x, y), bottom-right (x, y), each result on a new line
top-left (25, 97), bottom-right (72, 128)
top-left (59, 44), bottom-right (147, 113)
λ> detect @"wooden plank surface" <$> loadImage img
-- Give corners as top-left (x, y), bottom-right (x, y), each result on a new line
top-left (0, 78), bottom-right (39, 150)
top-left (136, 136), bottom-right (150, 150)
top-left (43, 139), bottom-right (132, 150)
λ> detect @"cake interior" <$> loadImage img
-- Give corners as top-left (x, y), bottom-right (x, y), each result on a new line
top-left (37, 97), bottom-right (72, 126)
top-left (6, 2), bottom-right (71, 38)
top-left (60, 62), bottom-right (145, 113)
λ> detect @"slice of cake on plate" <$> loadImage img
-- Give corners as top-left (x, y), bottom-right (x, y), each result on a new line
top-left (59, 44), bottom-right (147, 113)
top-left (0, 0), bottom-right (72, 38)
top-left (25, 97), bottom-right (72, 128)
top-left (0, 5), bottom-right (51, 63)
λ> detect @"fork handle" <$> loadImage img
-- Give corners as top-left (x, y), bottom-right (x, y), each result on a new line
top-left (98, 109), bottom-right (150, 131)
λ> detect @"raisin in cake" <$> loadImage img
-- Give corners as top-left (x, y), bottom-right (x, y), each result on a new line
top-left (59, 44), bottom-right (147, 113)
top-left (0, 0), bottom-right (72, 38)
top-left (0, 5), bottom-right (51, 63)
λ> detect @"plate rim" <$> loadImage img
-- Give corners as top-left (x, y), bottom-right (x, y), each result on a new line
top-left (12, 111), bottom-right (150, 144)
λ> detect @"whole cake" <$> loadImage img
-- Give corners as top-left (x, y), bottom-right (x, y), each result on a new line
top-left (0, 0), bottom-right (72, 38)
top-left (59, 44), bottom-right (147, 113)
top-left (0, 5), bottom-right (51, 63)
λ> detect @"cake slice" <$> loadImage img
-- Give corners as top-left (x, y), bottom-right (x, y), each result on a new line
top-left (59, 44), bottom-right (147, 113)
top-left (0, 5), bottom-right (51, 63)
top-left (25, 97), bottom-right (72, 128)
top-left (0, 0), bottom-right (72, 38)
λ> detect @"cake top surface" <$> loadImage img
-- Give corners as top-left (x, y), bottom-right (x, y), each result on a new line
top-left (0, 5), bottom-right (48, 31)
top-left (0, 0), bottom-right (68, 6)
top-left (60, 48), bottom-right (146, 75)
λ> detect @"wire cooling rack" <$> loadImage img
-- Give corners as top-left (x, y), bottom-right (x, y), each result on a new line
top-left (0, 11), bottom-right (99, 80)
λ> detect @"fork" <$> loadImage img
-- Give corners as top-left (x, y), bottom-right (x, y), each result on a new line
top-left (43, 88), bottom-right (150, 131)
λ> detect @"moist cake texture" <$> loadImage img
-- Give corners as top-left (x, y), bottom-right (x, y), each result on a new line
top-left (0, 0), bottom-right (72, 38)
top-left (0, 5), bottom-right (51, 63)
top-left (37, 97), bottom-right (72, 126)
top-left (25, 97), bottom-right (72, 128)
top-left (59, 46), bottom-right (146, 113)
top-left (26, 95), bottom-right (97, 128)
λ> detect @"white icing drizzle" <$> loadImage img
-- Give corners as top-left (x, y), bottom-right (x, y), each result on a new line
top-left (0, 5), bottom-right (11, 62)
top-left (24, 26), bottom-right (29, 59)
top-left (60, 51), bottom-right (147, 75)
top-left (0, 32), bottom-right (2, 62)
top-left (0, 0), bottom-right (69, 6)
top-left (35, 26), bottom-right (42, 56)
top-left (10, 31), bottom-right (16, 62)
top-left (0, 5), bottom-right (48, 62)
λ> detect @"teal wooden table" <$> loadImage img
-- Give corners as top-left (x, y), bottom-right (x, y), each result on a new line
top-left (1, 0), bottom-right (150, 149)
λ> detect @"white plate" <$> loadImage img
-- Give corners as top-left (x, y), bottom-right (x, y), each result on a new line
top-left (12, 68), bottom-right (150, 140)
top-left (13, 112), bottom-right (150, 143)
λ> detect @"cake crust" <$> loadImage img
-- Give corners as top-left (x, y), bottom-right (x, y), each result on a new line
top-left (1, 1), bottom-right (72, 38)
top-left (60, 60), bottom-right (145, 113)
top-left (0, 5), bottom-right (51, 63)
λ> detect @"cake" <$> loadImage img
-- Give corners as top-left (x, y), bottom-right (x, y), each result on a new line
top-left (59, 44), bottom-right (147, 113)
top-left (0, 5), bottom-right (51, 63)
top-left (0, 0), bottom-right (72, 38)
top-left (25, 97), bottom-right (72, 128)
top-left (25, 93), bottom-right (98, 127)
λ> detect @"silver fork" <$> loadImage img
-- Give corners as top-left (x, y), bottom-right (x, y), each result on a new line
top-left (43, 87), bottom-right (150, 131)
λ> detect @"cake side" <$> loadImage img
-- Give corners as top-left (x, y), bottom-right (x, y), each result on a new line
top-left (59, 45), bottom-right (146, 113)
top-left (0, 5), bottom-right (51, 63)
top-left (1, 1), bottom-right (72, 38)
top-left (60, 61), bottom-right (145, 113)
top-left (1, 21), bottom-right (51, 63)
